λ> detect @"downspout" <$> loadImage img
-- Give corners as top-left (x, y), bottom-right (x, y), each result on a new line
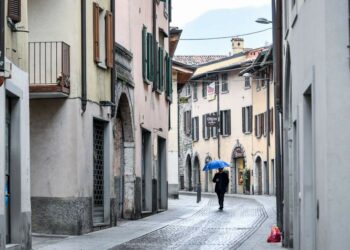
top-left (152, 0), bottom-right (157, 91)
top-left (272, 0), bottom-right (284, 232)
top-left (81, 0), bottom-right (87, 113)
top-left (110, 0), bottom-right (116, 117)
top-left (0, 0), bottom-right (5, 86)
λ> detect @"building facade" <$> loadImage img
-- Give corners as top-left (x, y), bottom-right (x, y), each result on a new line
top-left (176, 40), bottom-right (276, 196)
top-left (281, 0), bottom-right (350, 249)
top-left (0, 0), bottom-right (31, 249)
top-left (115, 0), bottom-right (172, 218)
top-left (29, 0), bottom-right (115, 234)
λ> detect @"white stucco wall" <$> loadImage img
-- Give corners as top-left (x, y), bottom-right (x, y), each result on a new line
top-left (283, 0), bottom-right (350, 249)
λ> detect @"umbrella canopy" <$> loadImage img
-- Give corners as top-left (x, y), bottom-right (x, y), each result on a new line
top-left (202, 160), bottom-right (230, 171)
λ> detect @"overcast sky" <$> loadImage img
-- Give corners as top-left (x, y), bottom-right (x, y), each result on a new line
top-left (171, 0), bottom-right (272, 55)
top-left (172, 0), bottom-right (271, 28)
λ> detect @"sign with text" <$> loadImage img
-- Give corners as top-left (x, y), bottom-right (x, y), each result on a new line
top-left (207, 82), bottom-right (216, 101)
top-left (206, 114), bottom-right (218, 127)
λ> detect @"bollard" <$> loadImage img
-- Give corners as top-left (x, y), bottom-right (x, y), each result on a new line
top-left (196, 183), bottom-right (201, 203)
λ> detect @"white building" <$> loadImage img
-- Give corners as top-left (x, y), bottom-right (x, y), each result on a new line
top-left (281, 0), bottom-right (350, 249)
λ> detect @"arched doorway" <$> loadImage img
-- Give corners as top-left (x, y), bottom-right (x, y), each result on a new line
top-left (185, 155), bottom-right (192, 191)
top-left (193, 156), bottom-right (201, 192)
top-left (255, 156), bottom-right (263, 195)
top-left (114, 93), bottom-right (135, 219)
top-left (231, 142), bottom-right (248, 194)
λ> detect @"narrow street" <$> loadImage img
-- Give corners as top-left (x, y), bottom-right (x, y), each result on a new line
top-left (114, 195), bottom-right (267, 250)
top-left (33, 194), bottom-right (282, 250)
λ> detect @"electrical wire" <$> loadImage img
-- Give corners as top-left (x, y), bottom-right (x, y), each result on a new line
top-left (180, 28), bottom-right (272, 41)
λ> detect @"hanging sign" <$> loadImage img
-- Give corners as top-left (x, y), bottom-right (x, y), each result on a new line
top-left (207, 82), bottom-right (216, 101)
top-left (206, 114), bottom-right (218, 127)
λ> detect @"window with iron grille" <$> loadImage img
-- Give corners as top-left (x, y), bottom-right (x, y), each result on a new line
top-left (221, 73), bottom-right (228, 92)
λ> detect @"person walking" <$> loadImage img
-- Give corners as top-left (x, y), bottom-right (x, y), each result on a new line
top-left (212, 168), bottom-right (229, 210)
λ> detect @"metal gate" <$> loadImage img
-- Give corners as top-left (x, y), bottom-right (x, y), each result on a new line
top-left (93, 121), bottom-right (105, 224)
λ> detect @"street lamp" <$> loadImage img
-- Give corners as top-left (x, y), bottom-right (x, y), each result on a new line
top-left (255, 17), bottom-right (272, 24)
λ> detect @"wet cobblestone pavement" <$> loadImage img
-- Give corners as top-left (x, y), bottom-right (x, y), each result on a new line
top-left (113, 196), bottom-right (267, 250)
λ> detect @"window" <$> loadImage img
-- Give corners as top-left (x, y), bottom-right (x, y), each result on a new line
top-left (157, 46), bottom-right (164, 92)
top-left (165, 53), bottom-right (172, 101)
top-left (244, 76), bottom-right (251, 88)
top-left (269, 108), bottom-right (274, 133)
top-left (93, 2), bottom-right (113, 69)
top-left (192, 117), bottom-right (199, 141)
top-left (193, 83), bottom-right (198, 101)
top-left (264, 111), bottom-right (268, 137)
top-left (185, 84), bottom-right (191, 96)
top-left (183, 111), bottom-right (191, 136)
top-left (255, 113), bottom-right (265, 138)
top-left (202, 114), bottom-right (210, 140)
top-left (8, 0), bottom-right (21, 23)
top-left (202, 82), bottom-right (207, 98)
top-left (222, 74), bottom-right (228, 92)
top-left (215, 81), bottom-right (219, 94)
top-left (211, 112), bottom-right (218, 139)
top-left (142, 27), bottom-right (154, 83)
top-left (256, 74), bottom-right (261, 91)
top-left (220, 110), bottom-right (231, 136)
top-left (242, 106), bottom-right (252, 133)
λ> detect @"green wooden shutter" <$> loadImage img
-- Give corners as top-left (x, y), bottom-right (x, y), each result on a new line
top-left (242, 107), bottom-right (245, 133)
top-left (227, 110), bottom-right (231, 135)
top-left (142, 27), bottom-right (147, 80)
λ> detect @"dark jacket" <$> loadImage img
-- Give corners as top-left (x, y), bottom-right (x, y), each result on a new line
top-left (212, 171), bottom-right (229, 193)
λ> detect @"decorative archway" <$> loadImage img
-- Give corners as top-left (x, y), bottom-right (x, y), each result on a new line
top-left (254, 155), bottom-right (263, 195)
top-left (192, 153), bottom-right (201, 192)
top-left (231, 140), bottom-right (247, 194)
top-left (185, 154), bottom-right (192, 191)
top-left (114, 90), bottom-right (135, 219)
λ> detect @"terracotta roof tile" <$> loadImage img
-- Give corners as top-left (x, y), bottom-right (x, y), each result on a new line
top-left (174, 55), bottom-right (227, 66)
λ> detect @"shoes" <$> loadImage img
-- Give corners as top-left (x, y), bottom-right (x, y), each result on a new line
top-left (219, 207), bottom-right (223, 210)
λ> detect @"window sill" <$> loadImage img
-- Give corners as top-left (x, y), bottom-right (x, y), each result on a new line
top-left (221, 90), bottom-right (229, 94)
top-left (156, 89), bottom-right (163, 95)
top-left (97, 62), bottom-right (108, 70)
top-left (243, 132), bottom-right (252, 135)
top-left (244, 86), bottom-right (251, 90)
top-left (222, 134), bottom-right (230, 138)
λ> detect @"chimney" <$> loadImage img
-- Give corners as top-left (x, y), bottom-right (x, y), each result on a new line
top-left (231, 37), bottom-right (244, 54)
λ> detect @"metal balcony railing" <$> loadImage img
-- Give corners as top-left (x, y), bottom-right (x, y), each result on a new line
top-left (29, 41), bottom-right (70, 94)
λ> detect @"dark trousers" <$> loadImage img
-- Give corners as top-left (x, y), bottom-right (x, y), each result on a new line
top-left (216, 192), bottom-right (225, 208)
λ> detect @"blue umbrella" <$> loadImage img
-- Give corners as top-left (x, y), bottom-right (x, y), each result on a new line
top-left (202, 160), bottom-right (230, 171)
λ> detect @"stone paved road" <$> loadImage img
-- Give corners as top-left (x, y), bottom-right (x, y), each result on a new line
top-left (113, 196), bottom-right (267, 250)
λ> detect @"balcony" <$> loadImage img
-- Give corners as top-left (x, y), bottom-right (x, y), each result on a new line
top-left (29, 42), bottom-right (70, 98)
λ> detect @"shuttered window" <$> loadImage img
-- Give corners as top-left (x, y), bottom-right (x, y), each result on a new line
top-left (142, 27), bottom-right (148, 80)
top-left (93, 2), bottom-right (100, 62)
top-left (192, 117), bottom-right (199, 141)
top-left (270, 108), bottom-right (274, 133)
top-left (105, 11), bottom-right (113, 68)
top-left (184, 111), bottom-right (191, 136)
top-left (242, 106), bottom-right (252, 134)
top-left (157, 47), bottom-right (164, 92)
top-left (165, 53), bottom-right (172, 101)
top-left (220, 110), bottom-right (231, 136)
top-left (222, 73), bottom-right (228, 92)
top-left (264, 111), bottom-right (268, 137)
top-left (202, 82), bottom-right (207, 97)
top-left (8, 0), bottom-right (21, 23)
top-left (255, 113), bottom-right (264, 138)
top-left (202, 114), bottom-right (210, 140)
top-left (193, 83), bottom-right (198, 101)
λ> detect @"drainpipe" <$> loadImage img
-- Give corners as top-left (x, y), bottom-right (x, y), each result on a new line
top-left (81, 0), bottom-right (87, 113)
top-left (272, 0), bottom-right (284, 232)
top-left (0, 0), bottom-right (5, 87)
top-left (110, 0), bottom-right (116, 117)
top-left (152, 0), bottom-right (157, 91)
